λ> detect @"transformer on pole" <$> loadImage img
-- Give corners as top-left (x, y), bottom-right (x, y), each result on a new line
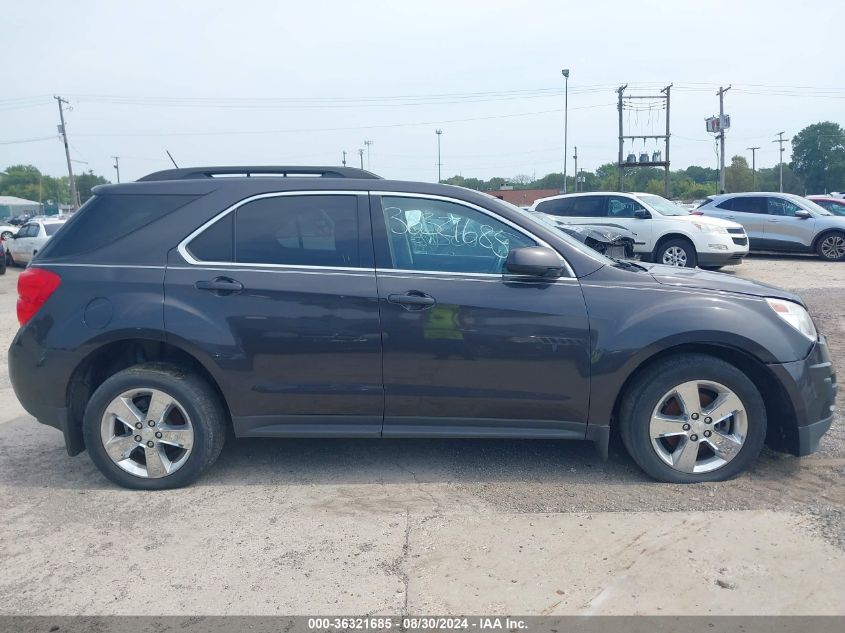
top-left (616, 84), bottom-right (672, 196)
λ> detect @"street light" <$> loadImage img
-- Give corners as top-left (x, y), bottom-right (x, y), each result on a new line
top-left (435, 129), bottom-right (443, 183)
top-left (562, 68), bottom-right (570, 193)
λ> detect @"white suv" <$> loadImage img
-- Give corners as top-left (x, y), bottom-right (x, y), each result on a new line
top-left (529, 192), bottom-right (749, 268)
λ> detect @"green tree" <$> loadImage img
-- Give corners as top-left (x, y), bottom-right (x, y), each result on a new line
top-left (791, 122), bottom-right (845, 194)
top-left (75, 170), bottom-right (110, 204)
top-left (725, 155), bottom-right (754, 193)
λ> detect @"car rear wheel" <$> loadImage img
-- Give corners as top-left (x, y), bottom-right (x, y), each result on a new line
top-left (656, 238), bottom-right (697, 267)
top-left (619, 354), bottom-right (766, 483)
top-left (816, 231), bottom-right (845, 261)
top-left (82, 363), bottom-right (227, 490)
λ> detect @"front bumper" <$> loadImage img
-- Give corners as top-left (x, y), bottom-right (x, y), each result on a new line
top-left (698, 251), bottom-right (746, 267)
top-left (768, 336), bottom-right (837, 455)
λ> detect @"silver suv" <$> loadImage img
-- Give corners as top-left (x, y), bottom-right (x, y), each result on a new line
top-left (696, 193), bottom-right (845, 261)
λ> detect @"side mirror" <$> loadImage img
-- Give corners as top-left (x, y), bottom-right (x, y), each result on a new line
top-left (795, 209), bottom-right (811, 219)
top-left (634, 209), bottom-right (651, 219)
top-left (505, 246), bottom-right (564, 278)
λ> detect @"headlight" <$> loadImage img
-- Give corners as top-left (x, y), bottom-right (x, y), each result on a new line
top-left (692, 222), bottom-right (728, 234)
top-left (766, 298), bottom-right (817, 341)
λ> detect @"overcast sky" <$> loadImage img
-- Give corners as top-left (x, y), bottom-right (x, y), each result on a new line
top-left (2, 0), bottom-right (843, 184)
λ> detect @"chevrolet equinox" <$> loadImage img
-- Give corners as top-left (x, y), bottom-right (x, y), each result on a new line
top-left (8, 166), bottom-right (837, 489)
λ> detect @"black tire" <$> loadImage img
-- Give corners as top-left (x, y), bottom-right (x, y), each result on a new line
top-left (82, 363), bottom-right (227, 490)
top-left (619, 354), bottom-right (766, 483)
top-left (1, 231), bottom-right (12, 240)
top-left (815, 231), bottom-right (845, 262)
top-left (700, 265), bottom-right (724, 271)
top-left (655, 238), bottom-right (697, 268)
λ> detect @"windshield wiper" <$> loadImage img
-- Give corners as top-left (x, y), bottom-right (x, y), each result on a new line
top-left (609, 257), bottom-right (648, 272)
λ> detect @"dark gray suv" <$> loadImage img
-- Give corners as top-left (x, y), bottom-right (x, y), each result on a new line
top-left (8, 166), bottom-right (837, 489)
top-left (696, 192), bottom-right (845, 261)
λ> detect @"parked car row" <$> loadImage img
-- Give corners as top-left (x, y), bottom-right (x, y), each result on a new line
top-left (695, 193), bottom-right (845, 261)
top-left (0, 217), bottom-right (67, 266)
top-left (528, 192), bottom-right (749, 269)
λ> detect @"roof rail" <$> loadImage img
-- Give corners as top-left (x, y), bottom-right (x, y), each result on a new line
top-left (137, 165), bottom-right (382, 182)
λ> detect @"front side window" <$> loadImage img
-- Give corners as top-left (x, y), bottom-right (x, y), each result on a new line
top-left (767, 197), bottom-right (804, 217)
top-left (607, 196), bottom-right (645, 218)
top-left (187, 194), bottom-right (360, 267)
top-left (18, 224), bottom-right (37, 238)
top-left (380, 196), bottom-right (536, 274)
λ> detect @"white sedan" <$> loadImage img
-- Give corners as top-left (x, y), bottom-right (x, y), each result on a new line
top-left (6, 219), bottom-right (66, 266)
top-left (0, 224), bottom-right (17, 240)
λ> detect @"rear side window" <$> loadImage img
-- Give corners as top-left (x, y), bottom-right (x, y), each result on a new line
top-left (37, 194), bottom-right (199, 259)
top-left (569, 196), bottom-right (607, 218)
top-left (188, 194), bottom-right (361, 267)
top-left (716, 197), bottom-right (765, 213)
top-left (535, 198), bottom-right (573, 216)
top-left (44, 223), bottom-right (63, 236)
top-left (235, 195), bottom-right (359, 266)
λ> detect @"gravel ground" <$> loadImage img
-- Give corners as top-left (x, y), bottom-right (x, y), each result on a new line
top-left (0, 256), bottom-right (843, 616)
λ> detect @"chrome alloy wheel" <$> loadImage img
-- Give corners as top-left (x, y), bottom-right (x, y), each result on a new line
top-left (100, 388), bottom-right (194, 478)
top-left (649, 380), bottom-right (747, 474)
top-left (662, 245), bottom-right (688, 266)
top-left (820, 234), bottom-right (845, 260)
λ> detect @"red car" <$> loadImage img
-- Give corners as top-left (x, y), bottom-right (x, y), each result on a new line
top-left (807, 195), bottom-right (845, 216)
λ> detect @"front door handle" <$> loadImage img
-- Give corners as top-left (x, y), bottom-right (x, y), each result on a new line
top-left (388, 291), bottom-right (436, 310)
top-left (195, 277), bottom-right (244, 294)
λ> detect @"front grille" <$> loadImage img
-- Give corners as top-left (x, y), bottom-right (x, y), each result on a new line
top-left (732, 237), bottom-right (748, 246)
top-left (727, 227), bottom-right (745, 235)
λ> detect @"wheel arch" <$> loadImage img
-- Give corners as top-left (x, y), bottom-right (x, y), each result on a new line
top-left (811, 227), bottom-right (845, 252)
top-left (607, 342), bottom-right (797, 453)
top-left (652, 232), bottom-right (697, 258)
top-left (65, 337), bottom-right (231, 454)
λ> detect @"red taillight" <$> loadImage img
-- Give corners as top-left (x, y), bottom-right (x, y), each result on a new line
top-left (17, 268), bottom-right (61, 326)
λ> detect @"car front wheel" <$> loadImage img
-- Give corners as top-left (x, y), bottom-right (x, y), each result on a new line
top-left (619, 354), bottom-right (766, 483)
top-left (816, 231), bottom-right (845, 261)
top-left (656, 238), bottom-right (697, 267)
top-left (82, 363), bottom-right (227, 490)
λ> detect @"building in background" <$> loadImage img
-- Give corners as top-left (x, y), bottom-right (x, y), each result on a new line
top-left (483, 188), bottom-right (561, 208)
top-left (0, 196), bottom-right (41, 219)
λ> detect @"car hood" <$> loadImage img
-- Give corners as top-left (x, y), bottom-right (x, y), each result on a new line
top-left (642, 263), bottom-right (802, 303)
top-left (669, 214), bottom-right (742, 229)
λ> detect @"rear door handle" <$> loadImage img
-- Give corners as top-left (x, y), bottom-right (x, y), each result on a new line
top-left (388, 291), bottom-right (436, 310)
top-left (195, 277), bottom-right (244, 294)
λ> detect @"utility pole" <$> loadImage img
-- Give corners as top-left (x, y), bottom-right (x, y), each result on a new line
top-left (435, 129), bottom-right (442, 183)
top-left (616, 84), bottom-right (627, 190)
top-left (572, 146), bottom-right (578, 192)
top-left (773, 132), bottom-right (786, 192)
top-left (716, 86), bottom-right (731, 194)
top-left (747, 146), bottom-right (760, 189)
top-left (662, 84), bottom-right (671, 197)
top-left (112, 156), bottom-right (121, 183)
top-left (561, 69), bottom-right (570, 193)
top-left (342, 150), bottom-right (347, 167)
top-left (363, 140), bottom-right (373, 170)
top-left (54, 96), bottom-right (79, 210)
top-left (358, 148), bottom-right (364, 169)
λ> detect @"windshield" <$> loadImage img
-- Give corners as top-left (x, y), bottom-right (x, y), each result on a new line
top-left (637, 194), bottom-right (690, 216)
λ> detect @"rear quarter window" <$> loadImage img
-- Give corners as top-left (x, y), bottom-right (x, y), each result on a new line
top-left (37, 194), bottom-right (200, 259)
